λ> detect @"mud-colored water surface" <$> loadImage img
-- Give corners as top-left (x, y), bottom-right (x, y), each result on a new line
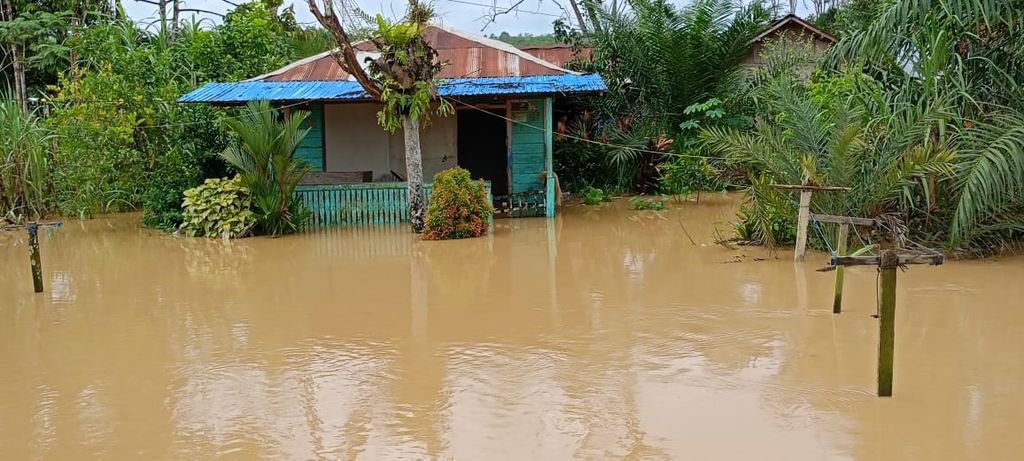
top-left (2, 194), bottom-right (1023, 460)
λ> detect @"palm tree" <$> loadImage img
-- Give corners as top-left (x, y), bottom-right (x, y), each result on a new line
top-left (827, 0), bottom-right (1024, 247)
top-left (219, 100), bottom-right (312, 236)
top-left (577, 0), bottom-right (771, 130)
top-left (703, 76), bottom-right (953, 247)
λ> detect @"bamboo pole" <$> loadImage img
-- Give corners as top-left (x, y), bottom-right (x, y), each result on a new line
top-left (832, 223), bottom-right (849, 314)
top-left (793, 189), bottom-right (812, 262)
top-left (28, 223), bottom-right (43, 293)
top-left (877, 249), bottom-right (898, 397)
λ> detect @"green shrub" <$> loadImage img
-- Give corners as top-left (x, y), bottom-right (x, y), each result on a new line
top-left (423, 167), bottom-right (494, 240)
top-left (630, 195), bottom-right (669, 211)
top-left (142, 147), bottom-right (203, 231)
top-left (732, 204), bottom-right (796, 245)
top-left (658, 156), bottom-right (722, 195)
top-left (1, 100), bottom-right (51, 220)
top-left (582, 186), bottom-right (607, 205)
top-left (179, 176), bottom-right (256, 238)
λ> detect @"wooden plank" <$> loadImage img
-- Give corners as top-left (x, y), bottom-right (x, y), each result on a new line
top-left (772, 184), bottom-right (852, 192)
top-left (811, 213), bottom-right (877, 226)
top-left (831, 254), bottom-right (945, 266)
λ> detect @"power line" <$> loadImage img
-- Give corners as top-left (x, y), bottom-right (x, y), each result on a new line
top-left (435, 0), bottom-right (564, 18)
top-left (442, 96), bottom-right (725, 161)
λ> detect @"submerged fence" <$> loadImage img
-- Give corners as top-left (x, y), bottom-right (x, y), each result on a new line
top-left (295, 181), bottom-right (492, 227)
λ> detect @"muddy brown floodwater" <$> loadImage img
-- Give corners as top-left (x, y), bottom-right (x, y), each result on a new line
top-left (1, 193), bottom-right (1023, 460)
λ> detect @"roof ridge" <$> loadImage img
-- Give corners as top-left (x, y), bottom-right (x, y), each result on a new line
top-left (429, 23), bottom-right (579, 75)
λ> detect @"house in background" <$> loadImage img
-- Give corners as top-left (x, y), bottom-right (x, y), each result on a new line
top-left (179, 25), bottom-right (605, 227)
top-left (741, 14), bottom-right (837, 69)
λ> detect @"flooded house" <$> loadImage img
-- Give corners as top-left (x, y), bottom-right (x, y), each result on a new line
top-left (178, 25), bottom-right (606, 227)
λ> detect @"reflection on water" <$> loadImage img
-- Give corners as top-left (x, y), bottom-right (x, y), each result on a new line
top-left (2, 195), bottom-right (1024, 460)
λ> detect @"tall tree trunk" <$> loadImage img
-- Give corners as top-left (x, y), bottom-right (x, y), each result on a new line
top-left (1, 0), bottom-right (26, 111)
top-left (171, 0), bottom-right (180, 40)
top-left (403, 114), bottom-right (425, 233)
top-left (158, 0), bottom-right (167, 34)
top-left (567, 0), bottom-right (589, 32)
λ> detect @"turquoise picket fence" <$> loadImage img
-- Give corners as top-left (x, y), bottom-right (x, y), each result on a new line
top-left (295, 181), bottom-right (492, 227)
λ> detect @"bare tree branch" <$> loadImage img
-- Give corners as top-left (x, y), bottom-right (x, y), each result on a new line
top-left (177, 8), bottom-right (224, 17)
top-left (306, 0), bottom-right (383, 99)
top-left (479, 0), bottom-right (526, 31)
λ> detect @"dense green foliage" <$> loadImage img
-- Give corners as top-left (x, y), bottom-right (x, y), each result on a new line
top-left (553, 0), bottom-right (769, 193)
top-left (703, 0), bottom-right (1024, 253)
top-left (423, 167), bottom-right (494, 240)
top-left (0, 0), bottom-right (331, 226)
top-left (179, 176), bottom-right (256, 238)
top-left (0, 98), bottom-right (50, 220)
top-left (490, 31), bottom-right (559, 46)
top-left (219, 100), bottom-right (312, 236)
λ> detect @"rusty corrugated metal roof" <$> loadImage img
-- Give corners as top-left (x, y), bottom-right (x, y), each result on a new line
top-left (516, 45), bottom-right (592, 68)
top-left (255, 24), bottom-right (577, 82)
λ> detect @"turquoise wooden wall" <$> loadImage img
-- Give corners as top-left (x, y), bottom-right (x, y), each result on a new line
top-left (295, 103), bottom-right (324, 172)
top-left (509, 99), bottom-right (546, 195)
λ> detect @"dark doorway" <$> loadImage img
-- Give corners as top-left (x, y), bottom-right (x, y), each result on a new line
top-left (457, 108), bottom-right (508, 196)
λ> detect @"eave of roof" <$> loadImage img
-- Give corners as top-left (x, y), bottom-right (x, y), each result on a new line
top-left (177, 74), bottom-right (607, 104)
top-left (752, 14), bottom-right (837, 44)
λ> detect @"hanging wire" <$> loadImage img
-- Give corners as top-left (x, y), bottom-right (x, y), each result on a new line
top-left (810, 213), bottom-right (836, 255)
top-left (443, 96), bottom-right (725, 161)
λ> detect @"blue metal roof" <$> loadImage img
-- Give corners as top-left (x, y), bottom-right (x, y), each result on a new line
top-left (178, 74), bottom-right (606, 103)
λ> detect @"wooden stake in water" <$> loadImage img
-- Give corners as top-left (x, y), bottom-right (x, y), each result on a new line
top-left (877, 249), bottom-right (898, 397)
top-left (28, 223), bottom-right (43, 293)
top-left (794, 189), bottom-right (812, 262)
top-left (833, 223), bottom-right (849, 314)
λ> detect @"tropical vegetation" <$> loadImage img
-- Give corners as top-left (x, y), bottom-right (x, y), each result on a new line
top-left (553, 0), bottom-right (1024, 254)
top-left (219, 100), bottom-right (312, 236)
top-left (179, 175), bottom-right (255, 238)
top-left (1, 0), bottom-right (331, 227)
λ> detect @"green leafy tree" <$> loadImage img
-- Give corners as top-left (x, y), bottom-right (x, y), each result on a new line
top-left (308, 0), bottom-right (451, 233)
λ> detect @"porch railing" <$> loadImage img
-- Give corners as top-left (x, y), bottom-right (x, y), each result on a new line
top-left (295, 181), bottom-right (492, 227)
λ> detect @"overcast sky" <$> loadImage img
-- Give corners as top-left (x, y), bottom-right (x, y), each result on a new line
top-left (123, 0), bottom-right (814, 36)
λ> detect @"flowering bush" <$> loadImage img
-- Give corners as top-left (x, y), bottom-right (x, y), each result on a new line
top-left (422, 167), bottom-right (494, 240)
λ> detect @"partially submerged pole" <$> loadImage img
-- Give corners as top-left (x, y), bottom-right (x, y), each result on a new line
top-left (832, 223), bottom-right (849, 314)
top-left (770, 184), bottom-right (851, 262)
top-left (877, 249), bottom-right (898, 397)
top-left (28, 223), bottom-right (43, 293)
top-left (793, 188), bottom-right (812, 262)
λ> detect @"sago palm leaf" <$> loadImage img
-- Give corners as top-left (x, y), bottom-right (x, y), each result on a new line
top-left (950, 112), bottom-right (1024, 244)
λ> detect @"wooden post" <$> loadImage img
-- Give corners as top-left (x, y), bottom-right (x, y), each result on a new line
top-left (794, 188), bottom-right (812, 262)
top-left (544, 97), bottom-right (555, 218)
top-left (877, 249), bottom-right (898, 397)
top-left (832, 223), bottom-right (849, 314)
top-left (28, 223), bottom-right (43, 293)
